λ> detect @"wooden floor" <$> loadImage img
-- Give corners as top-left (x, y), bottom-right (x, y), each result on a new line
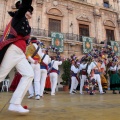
top-left (0, 91), bottom-right (120, 120)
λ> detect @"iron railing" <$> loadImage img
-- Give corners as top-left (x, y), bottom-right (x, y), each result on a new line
top-left (31, 28), bottom-right (97, 43)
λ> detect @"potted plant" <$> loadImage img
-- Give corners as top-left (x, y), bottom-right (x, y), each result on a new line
top-left (60, 59), bottom-right (71, 91)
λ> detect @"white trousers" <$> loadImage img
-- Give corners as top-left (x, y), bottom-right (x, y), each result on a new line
top-left (93, 74), bottom-right (103, 93)
top-left (80, 75), bottom-right (87, 94)
top-left (70, 76), bottom-right (78, 93)
top-left (28, 63), bottom-right (40, 95)
top-left (40, 69), bottom-right (47, 96)
top-left (50, 72), bottom-right (58, 94)
top-left (0, 44), bottom-right (34, 104)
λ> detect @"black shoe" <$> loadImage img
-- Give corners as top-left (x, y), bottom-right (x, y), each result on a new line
top-left (90, 93), bottom-right (94, 95)
top-left (72, 91), bottom-right (76, 94)
top-left (44, 91), bottom-right (48, 94)
top-left (103, 90), bottom-right (106, 93)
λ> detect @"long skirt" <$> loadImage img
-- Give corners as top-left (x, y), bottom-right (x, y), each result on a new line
top-left (110, 73), bottom-right (120, 90)
top-left (101, 74), bottom-right (108, 90)
top-left (45, 75), bottom-right (51, 91)
top-left (9, 72), bottom-right (22, 92)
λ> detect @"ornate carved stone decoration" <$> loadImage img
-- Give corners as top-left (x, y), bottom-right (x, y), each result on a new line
top-left (76, 15), bottom-right (91, 22)
top-left (47, 8), bottom-right (63, 17)
top-left (104, 20), bottom-right (115, 27)
top-left (93, 7), bottom-right (101, 17)
top-left (53, 0), bottom-right (58, 6)
top-left (36, 0), bottom-right (44, 5)
top-left (67, 6), bottom-right (73, 11)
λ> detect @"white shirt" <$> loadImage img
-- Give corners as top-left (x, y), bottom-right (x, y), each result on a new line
top-left (87, 61), bottom-right (97, 74)
top-left (36, 45), bottom-right (51, 65)
top-left (110, 65), bottom-right (117, 71)
top-left (71, 65), bottom-right (79, 74)
top-left (50, 60), bottom-right (62, 70)
top-left (79, 63), bottom-right (87, 71)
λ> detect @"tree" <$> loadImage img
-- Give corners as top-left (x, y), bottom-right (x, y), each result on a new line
top-left (60, 59), bottom-right (71, 86)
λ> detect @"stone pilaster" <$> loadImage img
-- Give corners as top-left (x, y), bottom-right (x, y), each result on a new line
top-left (93, 6), bottom-right (101, 43)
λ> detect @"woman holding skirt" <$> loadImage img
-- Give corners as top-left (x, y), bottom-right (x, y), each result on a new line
top-left (110, 62), bottom-right (120, 94)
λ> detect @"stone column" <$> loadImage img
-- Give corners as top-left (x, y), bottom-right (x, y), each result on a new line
top-left (0, 0), bottom-right (7, 33)
top-left (93, 6), bottom-right (101, 43)
top-left (117, 12), bottom-right (120, 40)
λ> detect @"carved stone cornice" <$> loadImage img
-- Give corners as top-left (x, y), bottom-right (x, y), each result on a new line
top-left (76, 15), bottom-right (91, 22)
top-left (104, 20), bottom-right (115, 27)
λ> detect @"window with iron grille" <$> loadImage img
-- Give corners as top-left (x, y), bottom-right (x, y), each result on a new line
top-left (79, 24), bottom-right (89, 37)
top-left (49, 19), bottom-right (61, 37)
top-left (106, 29), bottom-right (115, 41)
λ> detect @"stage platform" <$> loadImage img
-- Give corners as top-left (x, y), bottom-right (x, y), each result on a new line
top-left (0, 91), bottom-right (120, 120)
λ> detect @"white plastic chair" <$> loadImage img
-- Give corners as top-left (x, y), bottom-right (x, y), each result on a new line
top-left (1, 79), bottom-right (10, 92)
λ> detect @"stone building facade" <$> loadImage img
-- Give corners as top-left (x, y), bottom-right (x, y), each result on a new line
top-left (0, 0), bottom-right (120, 89)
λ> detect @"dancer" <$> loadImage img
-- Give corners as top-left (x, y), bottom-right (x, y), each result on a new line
top-left (87, 55), bottom-right (104, 94)
top-left (100, 60), bottom-right (108, 93)
top-left (79, 58), bottom-right (88, 94)
top-left (0, 0), bottom-right (34, 113)
top-left (26, 37), bottom-right (41, 100)
top-left (70, 60), bottom-right (79, 94)
top-left (39, 48), bottom-right (51, 97)
top-left (109, 60), bottom-right (120, 94)
top-left (49, 56), bottom-right (62, 95)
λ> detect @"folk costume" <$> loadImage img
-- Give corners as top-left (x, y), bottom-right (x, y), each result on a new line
top-left (0, 0), bottom-right (34, 113)
top-left (38, 49), bottom-right (51, 97)
top-left (26, 37), bottom-right (41, 100)
top-left (109, 63), bottom-right (120, 94)
top-left (100, 61), bottom-right (108, 92)
top-left (87, 56), bottom-right (104, 94)
top-left (45, 75), bottom-right (51, 91)
top-left (79, 59), bottom-right (88, 94)
top-left (49, 58), bottom-right (62, 95)
top-left (70, 62), bottom-right (79, 94)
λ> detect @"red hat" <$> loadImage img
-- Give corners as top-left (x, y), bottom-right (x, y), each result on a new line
top-left (30, 37), bottom-right (37, 43)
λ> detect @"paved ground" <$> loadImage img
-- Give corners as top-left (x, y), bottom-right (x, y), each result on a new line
top-left (0, 91), bottom-right (120, 120)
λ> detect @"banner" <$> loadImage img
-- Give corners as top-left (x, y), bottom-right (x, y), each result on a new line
top-left (82, 36), bottom-right (93, 53)
top-left (51, 32), bottom-right (64, 52)
top-left (110, 41), bottom-right (119, 55)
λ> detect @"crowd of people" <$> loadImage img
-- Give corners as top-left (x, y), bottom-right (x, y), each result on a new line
top-left (69, 45), bottom-right (120, 95)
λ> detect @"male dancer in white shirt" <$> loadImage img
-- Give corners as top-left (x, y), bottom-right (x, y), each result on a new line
top-left (49, 56), bottom-right (62, 95)
top-left (26, 37), bottom-right (41, 100)
top-left (87, 56), bottom-right (104, 94)
top-left (79, 58), bottom-right (88, 94)
top-left (70, 60), bottom-right (79, 94)
top-left (39, 48), bottom-right (51, 97)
